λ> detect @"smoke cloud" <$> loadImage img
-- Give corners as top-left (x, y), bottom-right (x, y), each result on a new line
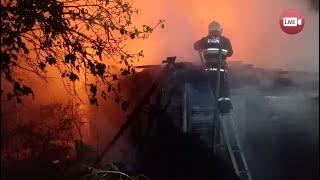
top-left (131, 0), bottom-right (319, 72)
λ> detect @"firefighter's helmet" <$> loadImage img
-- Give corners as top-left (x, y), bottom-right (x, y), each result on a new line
top-left (208, 21), bottom-right (222, 34)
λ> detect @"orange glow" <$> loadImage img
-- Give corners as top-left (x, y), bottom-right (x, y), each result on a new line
top-left (128, 0), bottom-right (319, 72)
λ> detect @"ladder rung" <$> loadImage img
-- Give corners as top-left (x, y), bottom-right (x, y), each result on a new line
top-left (215, 144), bottom-right (226, 147)
top-left (238, 170), bottom-right (249, 173)
top-left (215, 144), bottom-right (227, 149)
top-left (227, 131), bottom-right (238, 134)
top-left (232, 149), bottom-right (242, 153)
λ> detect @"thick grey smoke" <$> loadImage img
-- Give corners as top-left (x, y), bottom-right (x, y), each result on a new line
top-left (231, 86), bottom-right (318, 180)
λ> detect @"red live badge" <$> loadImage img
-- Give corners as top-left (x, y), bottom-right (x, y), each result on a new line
top-left (279, 9), bottom-right (305, 34)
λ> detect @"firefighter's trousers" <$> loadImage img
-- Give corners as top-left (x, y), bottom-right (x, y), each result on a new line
top-left (206, 68), bottom-right (233, 113)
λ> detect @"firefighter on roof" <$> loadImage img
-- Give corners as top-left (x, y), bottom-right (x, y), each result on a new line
top-left (193, 21), bottom-right (233, 113)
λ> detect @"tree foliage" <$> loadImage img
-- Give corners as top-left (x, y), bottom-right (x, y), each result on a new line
top-left (1, 0), bottom-right (164, 107)
top-left (2, 102), bottom-right (81, 163)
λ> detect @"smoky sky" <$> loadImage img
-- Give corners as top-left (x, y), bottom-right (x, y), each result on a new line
top-left (131, 0), bottom-right (319, 72)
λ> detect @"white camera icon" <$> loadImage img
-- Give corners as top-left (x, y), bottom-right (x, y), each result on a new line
top-left (283, 17), bottom-right (302, 27)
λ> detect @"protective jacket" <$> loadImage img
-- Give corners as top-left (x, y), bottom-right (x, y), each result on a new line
top-left (193, 34), bottom-right (233, 61)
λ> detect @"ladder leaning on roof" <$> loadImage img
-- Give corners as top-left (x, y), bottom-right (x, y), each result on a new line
top-left (218, 112), bottom-right (253, 180)
top-left (183, 80), bottom-right (253, 180)
top-left (181, 47), bottom-right (253, 180)
top-left (211, 47), bottom-right (252, 180)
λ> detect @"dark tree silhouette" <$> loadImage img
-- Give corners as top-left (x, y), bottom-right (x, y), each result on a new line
top-left (1, 0), bottom-right (164, 107)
